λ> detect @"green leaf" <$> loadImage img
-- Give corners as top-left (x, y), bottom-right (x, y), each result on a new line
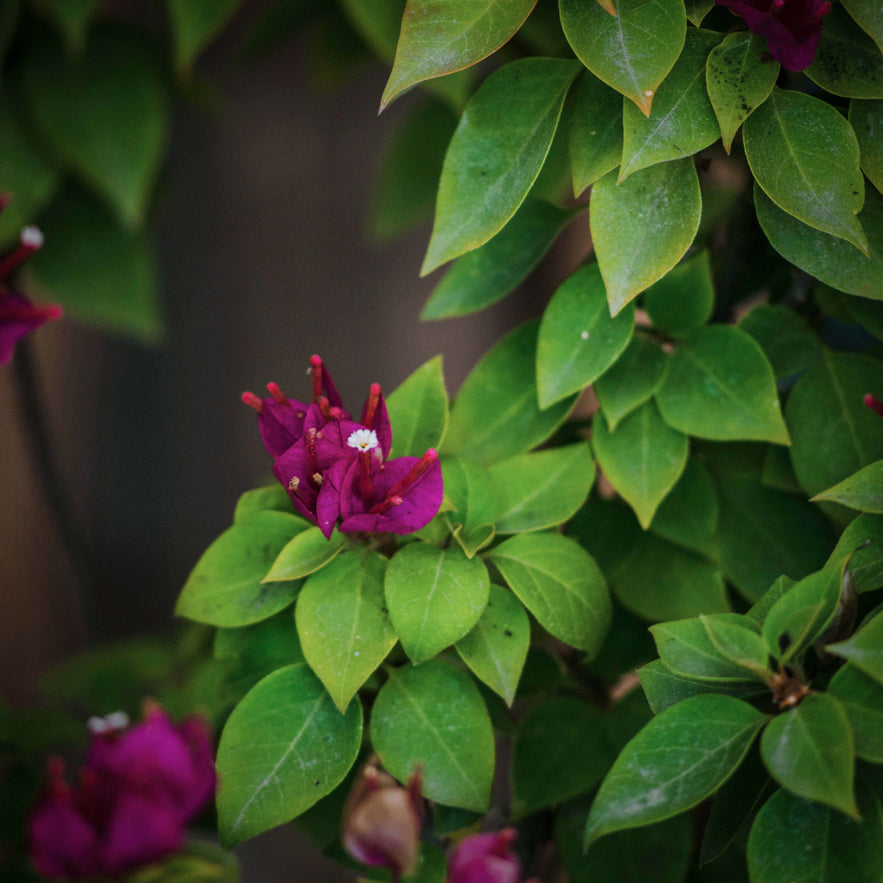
top-left (655, 324), bottom-right (790, 444)
top-left (591, 159), bottom-right (701, 315)
top-left (748, 785), bottom-right (883, 883)
top-left (559, 0), bottom-right (686, 115)
top-left (827, 513), bottom-right (883, 593)
top-left (706, 31), bottom-right (779, 153)
top-left (126, 839), bottom-right (240, 883)
top-left (828, 609), bottom-right (883, 686)
top-left (442, 456), bottom-right (498, 529)
top-left (743, 88), bottom-right (867, 254)
top-left (813, 460), bottom-right (883, 513)
top-left (536, 263), bottom-right (635, 406)
top-left (455, 584), bottom-right (530, 705)
top-left (619, 29), bottom-right (721, 179)
top-left (569, 71), bottom-right (623, 195)
top-left (685, 0), bottom-right (715, 25)
top-left (370, 660), bottom-right (494, 811)
top-left (233, 484), bottom-right (297, 524)
top-left (0, 95), bottom-right (59, 248)
top-left (584, 694), bottom-right (766, 847)
top-left (340, 0), bottom-right (405, 61)
top-left (761, 563), bottom-right (844, 664)
top-left (386, 355), bottom-right (448, 458)
top-left (755, 184), bottom-right (883, 300)
top-left (512, 697), bottom-right (614, 817)
top-left (642, 250), bottom-right (715, 339)
top-left (650, 456), bottom-right (719, 560)
top-left (262, 527), bottom-right (348, 583)
top-left (217, 663), bottom-right (362, 846)
top-left (738, 304), bottom-right (821, 378)
top-left (422, 58), bottom-right (580, 273)
top-left (176, 512), bottom-right (307, 627)
top-left (445, 320), bottom-right (576, 463)
top-left (380, 0), bottom-right (537, 110)
top-left (760, 693), bottom-right (858, 818)
top-left (594, 336), bottom-right (669, 431)
top-left (451, 522), bottom-right (495, 559)
top-left (166, 0), bottom-right (242, 72)
top-left (488, 444), bottom-right (594, 533)
top-left (829, 664), bottom-right (883, 763)
top-left (848, 296), bottom-right (883, 339)
top-left (28, 185), bottom-right (163, 341)
top-left (31, 0), bottom-right (100, 51)
top-left (638, 659), bottom-right (764, 714)
top-left (295, 551), bottom-right (396, 713)
top-left (592, 401), bottom-right (688, 529)
top-left (22, 28), bottom-right (169, 229)
top-left (807, 5), bottom-right (883, 99)
top-left (786, 349), bottom-right (883, 497)
top-left (384, 543), bottom-right (489, 663)
top-left (612, 533), bottom-right (729, 621)
top-left (842, 0), bottom-right (883, 50)
top-left (487, 532), bottom-right (611, 655)
top-left (700, 614), bottom-right (773, 679)
top-left (421, 200), bottom-right (576, 319)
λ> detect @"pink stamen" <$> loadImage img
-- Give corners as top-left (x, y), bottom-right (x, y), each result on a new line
top-left (0, 192), bottom-right (11, 212)
top-left (384, 449), bottom-right (438, 500)
top-left (0, 302), bottom-right (62, 323)
top-left (864, 393), bottom-right (883, 418)
top-left (267, 382), bottom-right (287, 405)
top-left (329, 406), bottom-right (344, 420)
top-left (316, 395), bottom-right (332, 420)
top-left (46, 756), bottom-right (70, 798)
top-left (310, 354), bottom-right (323, 402)
top-left (362, 382), bottom-right (382, 429)
top-left (358, 450), bottom-right (376, 504)
top-left (368, 494), bottom-right (403, 516)
top-left (241, 391), bottom-right (263, 413)
top-left (306, 428), bottom-right (320, 488)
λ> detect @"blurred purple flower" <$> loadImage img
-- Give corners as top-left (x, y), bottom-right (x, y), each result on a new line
top-left (716, 0), bottom-right (831, 70)
top-left (865, 393), bottom-right (883, 418)
top-left (446, 829), bottom-right (537, 883)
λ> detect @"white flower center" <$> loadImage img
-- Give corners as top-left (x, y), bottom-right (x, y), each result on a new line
top-left (347, 428), bottom-right (379, 452)
top-left (87, 710), bottom-right (130, 734)
top-left (21, 226), bottom-right (44, 248)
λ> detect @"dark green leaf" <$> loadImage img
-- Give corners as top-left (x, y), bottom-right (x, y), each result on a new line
top-left (422, 58), bottom-right (580, 273)
top-left (536, 262), bottom-right (635, 406)
top-left (807, 5), bottom-right (883, 99)
top-left (761, 445), bottom-right (802, 494)
top-left (592, 159), bottom-right (702, 315)
top-left (233, 484), bottom-right (297, 524)
top-left (176, 512), bottom-right (307, 627)
top-left (642, 250), bottom-right (715, 339)
top-left (850, 99), bottom-right (883, 194)
top-left (638, 659), bottom-right (764, 714)
top-left (386, 354), bottom-right (448, 458)
top-left (828, 609), bottom-right (883, 686)
top-left (442, 456), bottom-right (498, 530)
top-left (813, 460), bottom-right (883, 512)
top-left (827, 513), bottom-right (883, 593)
top-left (738, 304), bottom-right (821, 378)
top-left (584, 694), bottom-right (766, 847)
top-left (686, 0), bottom-right (715, 25)
top-left (166, 0), bottom-right (242, 72)
top-left (701, 614), bottom-right (773, 679)
top-left (31, 0), bottom-right (100, 51)
top-left (842, 0), bottom-right (883, 50)
top-left (569, 71), bottom-right (623, 195)
top-left (370, 660), bottom-right (494, 811)
top-left (829, 664), bottom-right (883, 763)
top-left (340, 0), bottom-right (405, 60)
top-left (848, 296), bottom-right (883, 338)
top-left (217, 664), bottom-right (362, 846)
top-left (747, 574), bottom-right (796, 624)
top-left (262, 526), bottom-right (348, 582)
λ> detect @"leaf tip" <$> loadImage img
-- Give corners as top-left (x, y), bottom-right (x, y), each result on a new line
top-left (634, 90), bottom-right (654, 116)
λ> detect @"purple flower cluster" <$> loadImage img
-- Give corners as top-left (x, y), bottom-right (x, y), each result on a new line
top-left (446, 829), bottom-right (537, 883)
top-left (716, 0), bottom-right (831, 70)
top-left (242, 355), bottom-right (443, 537)
top-left (0, 195), bottom-right (61, 365)
top-left (28, 704), bottom-right (216, 880)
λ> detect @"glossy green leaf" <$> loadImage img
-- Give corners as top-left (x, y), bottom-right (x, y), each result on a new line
top-left (176, 511), bottom-right (307, 627)
top-left (381, 0), bottom-right (537, 109)
top-left (748, 575), bottom-right (796, 625)
top-left (569, 71), bottom-right (623, 195)
top-left (738, 303), bottom-right (821, 378)
top-left (643, 250), bottom-right (715, 339)
top-left (295, 551), bottom-right (395, 713)
top-left (807, 5), bottom-right (883, 99)
top-left (842, 0), bottom-right (883, 50)
top-left (0, 95), bottom-right (59, 248)
top-left (422, 58), bottom-right (580, 273)
top-left (386, 354), bottom-right (448, 458)
top-left (584, 694), bottom-right (766, 847)
top-left (706, 31), bottom-right (779, 153)
top-left (442, 456), bottom-right (498, 530)
top-left (611, 533), bottom-right (729, 621)
top-left (233, 484), bottom-right (296, 524)
top-left (166, 0), bottom-right (242, 72)
top-left (760, 693), bottom-right (858, 817)
top-left (701, 614), bottom-right (772, 679)
top-left (451, 522), bottom-right (496, 559)
top-left (594, 336), bottom-right (668, 430)
top-left (262, 526), bottom-right (348, 583)
top-left (22, 28), bottom-right (168, 228)
top-left (512, 697), bottom-right (614, 817)
top-left (685, 0), bottom-right (715, 25)
top-left (828, 609), bottom-right (883, 687)
top-left (829, 664), bottom-right (883, 763)
top-left (593, 401), bottom-right (688, 529)
top-left (655, 324), bottom-right (790, 444)
top-left (748, 784), bottom-right (883, 883)
top-left (385, 542), bottom-right (489, 662)
top-left (217, 664), bottom-right (362, 846)
top-left (761, 564), bottom-right (843, 664)
top-left (814, 460), bottom-right (883, 512)
top-left (487, 532), bottom-right (611, 655)
top-left (560, 0), bottom-right (686, 115)
top-left (638, 659), bottom-right (764, 714)
top-left (591, 159), bottom-right (701, 315)
top-left (827, 513), bottom-right (883, 593)
top-left (650, 457), bottom-right (719, 559)
top-left (28, 185), bottom-right (163, 341)
top-left (536, 263), bottom-right (635, 406)
top-left (755, 185), bottom-right (883, 299)
top-left (743, 88), bottom-right (867, 253)
top-left (619, 29), bottom-right (720, 179)
top-left (786, 349), bottom-right (883, 497)
top-left (488, 444), bottom-right (594, 533)
top-left (455, 584), bottom-right (529, 705)
top-left (421, 200), bottom-right (576, 319)
top-left (445, 321), bottom-right (576, 463)
top-left (32, 0), bottom-right (100, 50)
top-left (851, 101), bottom-right (883, 195)
top-left (370, 660), bottom-right (494, 811)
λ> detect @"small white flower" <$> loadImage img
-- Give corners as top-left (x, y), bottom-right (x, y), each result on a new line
top-left (347, 428), bottom-right (379, 452)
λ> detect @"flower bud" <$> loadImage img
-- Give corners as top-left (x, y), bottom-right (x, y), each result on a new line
top-left (446, 828), bottom-right (536, 883)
